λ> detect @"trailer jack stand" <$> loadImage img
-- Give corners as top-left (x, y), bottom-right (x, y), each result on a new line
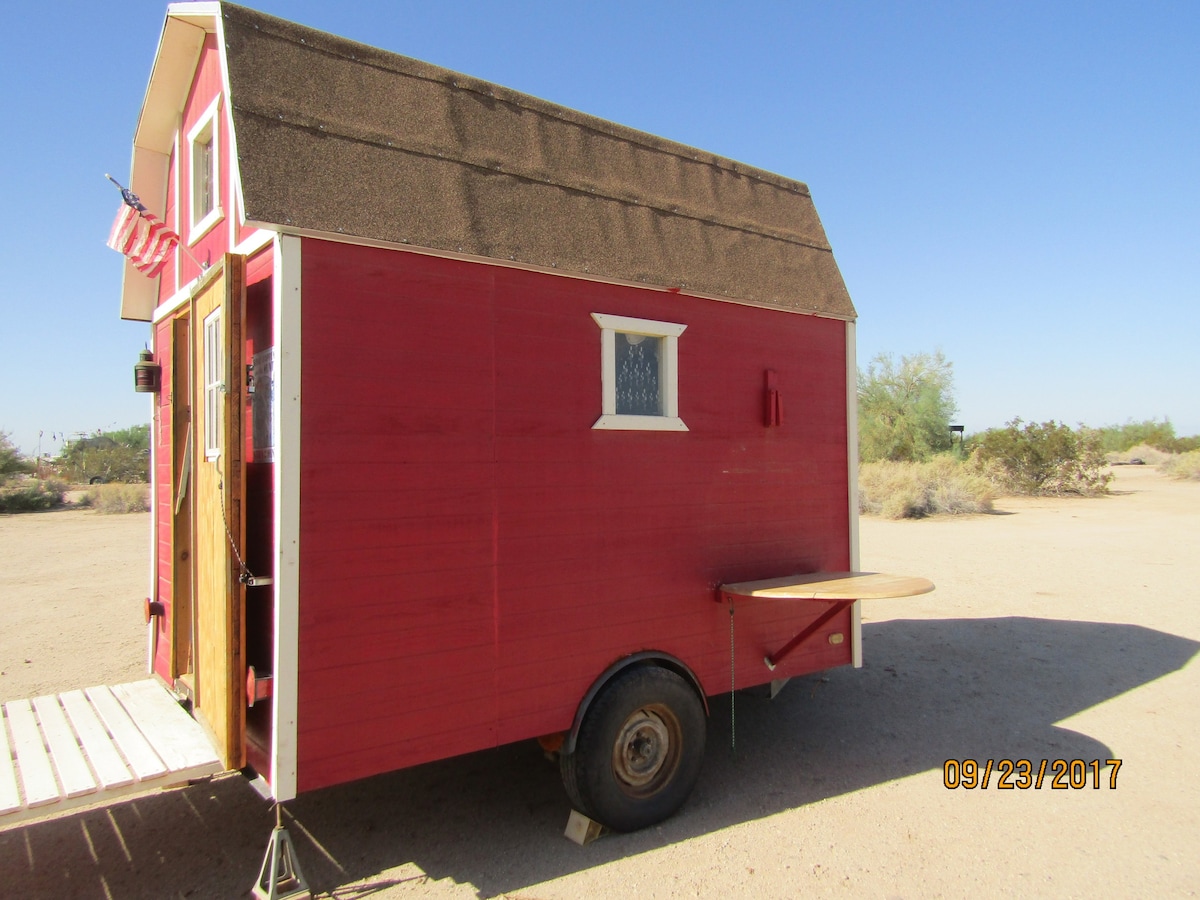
top-left (253, 804), bottom-right (312, 900)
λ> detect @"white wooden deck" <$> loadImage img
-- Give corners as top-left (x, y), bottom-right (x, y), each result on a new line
top-left (0, 679), bottom-right (222, 829)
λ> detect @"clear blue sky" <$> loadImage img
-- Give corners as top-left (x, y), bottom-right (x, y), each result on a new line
top-left (2, 0), bottom-right (1196, 456)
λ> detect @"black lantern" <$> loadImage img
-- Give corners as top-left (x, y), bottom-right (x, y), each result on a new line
top-left (134, 349), bottom-right (161, 393)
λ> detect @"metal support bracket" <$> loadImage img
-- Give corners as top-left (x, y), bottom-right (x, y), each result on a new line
top-left (764, 600), bottom-right (853, 670)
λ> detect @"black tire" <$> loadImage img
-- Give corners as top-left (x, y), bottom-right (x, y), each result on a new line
top-left (88, 476), bottom-right (107, 485)
top-left (560, 665), bottom-right (706, 832)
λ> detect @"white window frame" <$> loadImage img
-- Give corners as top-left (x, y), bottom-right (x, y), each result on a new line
top-left (203, 307), bottom-right (224, 460)
top-left (187, 95), bottom-right (223, 242)
top-left (591, 313), bottom-right (688, 432)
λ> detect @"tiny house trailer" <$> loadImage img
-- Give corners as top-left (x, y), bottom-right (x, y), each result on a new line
top-left (108, 2), bottom-right (931, 833)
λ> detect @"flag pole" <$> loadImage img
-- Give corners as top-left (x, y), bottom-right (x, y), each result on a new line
top-left (105, 174), bottom-right (208, 271)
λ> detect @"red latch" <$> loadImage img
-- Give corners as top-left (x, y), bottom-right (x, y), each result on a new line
top-left (144, 598), bottom-right (165, 624)
top-left (246, 666), bottom-right (274, 708)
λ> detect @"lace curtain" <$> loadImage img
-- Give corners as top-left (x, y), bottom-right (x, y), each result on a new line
top-left (615, 333), bottom-right (662, 416)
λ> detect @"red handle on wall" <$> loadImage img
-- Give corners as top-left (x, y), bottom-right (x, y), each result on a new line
top-left (764, 370), bottom-right (784, 427)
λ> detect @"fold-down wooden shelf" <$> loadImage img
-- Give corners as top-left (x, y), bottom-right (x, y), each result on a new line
top-left (718, 572), bottom-right (935, 670)
top-left (720, 571), bottom-right (934, 603)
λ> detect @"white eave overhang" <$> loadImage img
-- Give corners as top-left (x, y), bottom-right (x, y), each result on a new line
top-left (119, 3), bottom-right (220, 321)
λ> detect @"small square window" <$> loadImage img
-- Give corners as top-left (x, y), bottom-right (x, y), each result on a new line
top-left (592, 313), bottom-right (687, 432)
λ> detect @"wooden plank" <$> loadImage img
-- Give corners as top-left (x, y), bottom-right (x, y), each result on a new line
top-left (4, 700), bottom-right (60, 808)
top-left (30, 696), bottom-right (96, 800)
top-left (85, 686), bottom-right (168, 782)
top-left (190, 258), bottom-right (247, 771)
top-left (111, 680), bottom-right (219, 771)
top-left (59, 690), bottom-right (135, 791)
top-left (0, 710), bottom-right (22, 815)
top-left (721, 571), bottom-right (935, 601)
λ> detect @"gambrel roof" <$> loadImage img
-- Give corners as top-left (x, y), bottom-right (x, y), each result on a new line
top-left (127, 2), bottom-right (856, 321)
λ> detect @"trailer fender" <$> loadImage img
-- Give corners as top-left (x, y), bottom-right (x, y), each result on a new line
top-left (563, 652), bottom-right (708, 756)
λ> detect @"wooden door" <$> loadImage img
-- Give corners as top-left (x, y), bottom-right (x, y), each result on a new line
top-left (190, 255), bottom-right (247, 769)
top-left (170, 313), bottom-right (193, 681)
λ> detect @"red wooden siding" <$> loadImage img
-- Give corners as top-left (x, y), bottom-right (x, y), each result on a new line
top-left (174, 35), bottom-right (228, 292)
top-left (296, 240), bottom-right (850, 792)
top-left (147, 39), bottom-right (239, 666)
top-left (159, 146), bottom-right (179, 297)
top-left (152, 317), bottom-right (175, 682)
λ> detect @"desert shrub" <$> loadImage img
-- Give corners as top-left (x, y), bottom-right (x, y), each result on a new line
top-left (0, 477), bottom-right (67, 512)
top-left (1107, 443), bottom-right (1174, 466)
top-left (1161, 451), bottom-right (1200, 482)
top-left (969, 419), bottom-right (1111, 496)
top-left (81, 483), bottom-right (151, 514)
top-left (859, 456), bottom-right (995, 519)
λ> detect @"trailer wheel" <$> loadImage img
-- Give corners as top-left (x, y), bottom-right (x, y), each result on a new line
top-left (560, 665), bottom-right (706, 832)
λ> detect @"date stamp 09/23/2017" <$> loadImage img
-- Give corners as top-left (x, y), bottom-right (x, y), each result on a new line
top-left (943, 758), bottom-right (1123, 790)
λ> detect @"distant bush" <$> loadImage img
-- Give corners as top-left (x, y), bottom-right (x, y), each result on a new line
top-left (79, 483), bottom-right (151, 514)
top-left (1107, 443), bottom-right (1174, 466)
top-left (1161, 451), bottom-right (1200, 482)
top-left (969, 419), bottom-right (1111, 496)
top-left (1169, 435), bottom-right (1200, 453)
top-left (1096, 418), bottom-right (1176, 453)
top-left (0, 477), bottom-right (67, 513)
top-left (859, 456), bottom-right (995, 519)
top-left (1096, 419), bottom-right (1200, 454)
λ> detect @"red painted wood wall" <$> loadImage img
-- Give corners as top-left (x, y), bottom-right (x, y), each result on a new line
top-left (149, 33), bottom-right (235, 681)
top-left (295, 239), bottom-right (852, 792)
top-left (176, 35), bottom-right (228, 286)
top-left (151, 317), bottom-right (175, 682)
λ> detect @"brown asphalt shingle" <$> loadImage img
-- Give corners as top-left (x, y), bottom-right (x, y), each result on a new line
top-left (222, 3), bottom-right (856, 319)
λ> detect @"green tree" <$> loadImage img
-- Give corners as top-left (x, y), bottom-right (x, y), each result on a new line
top-left (0, 431), bottom-right (33, 482)
top-left (105, 424), bottom-right (150, 452)
top-left (58, 424), bottom-right (150, 484)
top-left (858, 351), bottom-right (958, 463)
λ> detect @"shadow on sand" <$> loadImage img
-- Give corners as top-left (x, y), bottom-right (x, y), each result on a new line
top-left (3, 616), bottom-right (1196, 898)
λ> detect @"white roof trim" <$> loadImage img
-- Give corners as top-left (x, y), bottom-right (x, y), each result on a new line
top-left (121, 6), bottom-right (220, 321)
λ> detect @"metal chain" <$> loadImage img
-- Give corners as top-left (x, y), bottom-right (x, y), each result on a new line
top-left (217, 471), bottom-right (254, 583)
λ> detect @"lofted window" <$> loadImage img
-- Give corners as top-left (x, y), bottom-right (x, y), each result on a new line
top-left (187, 96), bottom-right (223, 241)
top-left (591, 313), bottom-right (687, 432)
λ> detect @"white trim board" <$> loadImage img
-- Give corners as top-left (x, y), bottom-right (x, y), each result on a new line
top-left (269, 233), bottom-right (302, 802)
top-left (845, 321), bottom-right (863, 669)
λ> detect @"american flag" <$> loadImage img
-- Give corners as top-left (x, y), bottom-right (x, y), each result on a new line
top-left (107, 186), bottom-right (179, 277)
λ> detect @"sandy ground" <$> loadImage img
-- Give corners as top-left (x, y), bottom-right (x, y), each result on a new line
top-left (0, 465), bottom-right (1197, 899)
